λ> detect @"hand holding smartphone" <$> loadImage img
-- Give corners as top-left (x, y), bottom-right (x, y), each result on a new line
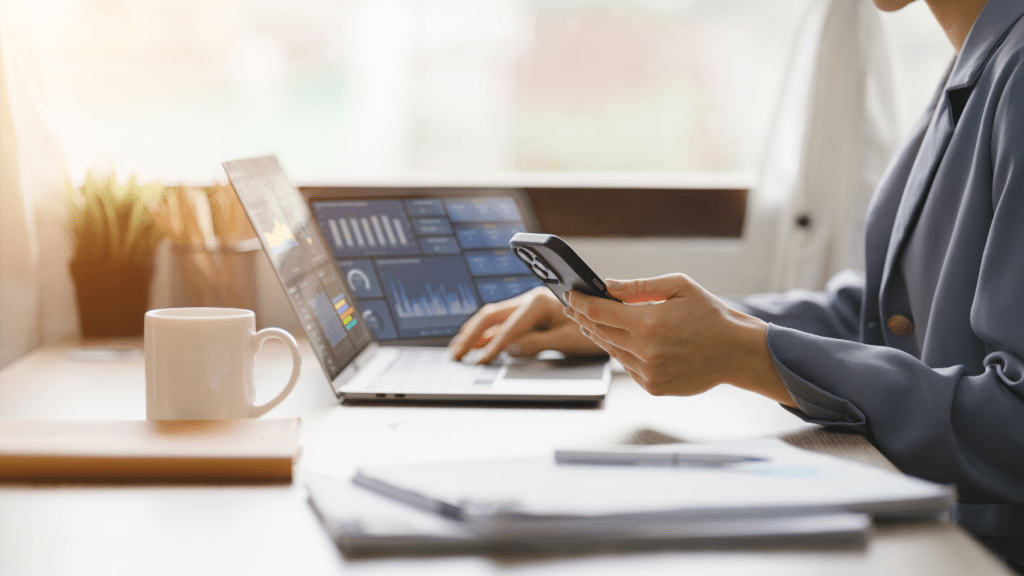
top-left (509, 233), bottom-right (620, 306)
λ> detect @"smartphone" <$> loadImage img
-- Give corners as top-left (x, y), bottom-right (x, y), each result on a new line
top-left (509, 233), bottom-right (620, 306)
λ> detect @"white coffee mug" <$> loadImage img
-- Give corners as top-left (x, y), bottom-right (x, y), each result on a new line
top-left (145, 308), bottom-right (301, 420)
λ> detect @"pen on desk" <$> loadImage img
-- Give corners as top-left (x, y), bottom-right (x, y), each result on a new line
top-left (555, 449), bottom-right (766, 467)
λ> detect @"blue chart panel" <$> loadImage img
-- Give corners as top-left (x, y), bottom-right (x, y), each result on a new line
top-left (445, 198), bottom-right (521, 222)
top-left (454, 224), bottom-right (525, 249)
top-left (358, 299), bottom-right (399, 340)
top-left (310, 291), bottom-right (347, 346)
top-left (476, 281), bottom-right (504, 303)
top-left (337, 259), bottom-right (383, 299)
top-left (501, 276), bottom-right (542, 297)
top-left (313, 200), bottom-right (419, 258)
top-left (476, 276), bottom-right (543, 303)
top-left (465, 250), bottom-right (531, 276)
top-left (418, 236), bottom-right (461, 254)
top-left (404, 198), bottom-right (445, 216)
top-left (412, 218), bottom-right (452, 235)
top-left (376, 256), bottom-right (480, 338)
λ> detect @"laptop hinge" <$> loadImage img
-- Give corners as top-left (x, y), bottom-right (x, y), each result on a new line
top-left (331, 342), bottom-right (380, 395)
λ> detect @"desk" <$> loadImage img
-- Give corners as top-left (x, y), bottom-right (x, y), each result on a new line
top-left (0, 339), bottom-right (1013, 576)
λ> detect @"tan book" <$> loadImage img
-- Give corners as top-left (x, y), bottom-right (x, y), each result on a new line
top-left (0, 418), bottom-right (301, 483)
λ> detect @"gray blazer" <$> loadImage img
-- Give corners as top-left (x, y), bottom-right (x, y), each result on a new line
top-left (734, 0), bottom-right (1024, 539)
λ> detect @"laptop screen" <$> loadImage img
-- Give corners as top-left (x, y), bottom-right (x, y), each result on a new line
top-left (307, 191), bottom-right (543, 343)
top-left (223, 156), bottom-right (374, 381)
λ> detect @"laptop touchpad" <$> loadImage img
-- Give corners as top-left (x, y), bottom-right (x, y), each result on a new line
top-left (502, 356), bottom-right (607, 380)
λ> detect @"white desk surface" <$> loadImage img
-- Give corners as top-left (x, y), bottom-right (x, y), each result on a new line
top-left (0, 338), bottom-right (1013, 576)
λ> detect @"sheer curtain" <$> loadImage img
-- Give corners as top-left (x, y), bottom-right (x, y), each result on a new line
top-left (0, 48), bottom-right (40, 368)
top-left (0, 0), bottom-right (77, 369)
top-left (762, 0), bottom-right (899, 291)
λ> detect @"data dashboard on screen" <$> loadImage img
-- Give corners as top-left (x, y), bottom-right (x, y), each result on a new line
top-left (310, 196), bottom-right (542, 341)
top-left (223, 156), bottom-right (373, 382)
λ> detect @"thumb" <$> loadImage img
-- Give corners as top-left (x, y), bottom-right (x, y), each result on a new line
top-left (604, 274), bottom-right (691, 304)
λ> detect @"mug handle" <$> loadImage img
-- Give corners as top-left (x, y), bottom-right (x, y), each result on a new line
top-left (249, 328), bottom-right (302, 418)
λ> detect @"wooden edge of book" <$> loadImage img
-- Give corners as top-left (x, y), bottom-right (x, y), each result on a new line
top-left (0, 418), bottom-right (301, 484)
top-left (0, 455), bottom-right (294, 483)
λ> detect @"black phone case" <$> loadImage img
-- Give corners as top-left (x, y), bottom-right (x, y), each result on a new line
top-left (509, 233), bottom-right (620, 306)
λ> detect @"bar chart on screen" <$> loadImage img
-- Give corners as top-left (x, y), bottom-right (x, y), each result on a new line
top-left (309, 291), bottom-right (348, 347)
top-left (314, 200), bottom-right (419, 258)
top-left (307, 195), bottom-right (542, 341)
top-left (377, 256), bottom-right (480, 337)
top-left (385, 272), bottom-right (478, 319)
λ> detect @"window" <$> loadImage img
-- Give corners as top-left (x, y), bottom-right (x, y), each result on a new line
top-left (19, 0), bottom-right (949, 184)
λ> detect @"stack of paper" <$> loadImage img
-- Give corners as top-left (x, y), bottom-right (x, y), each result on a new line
top-left (306, 438), bottom-right (955, 556)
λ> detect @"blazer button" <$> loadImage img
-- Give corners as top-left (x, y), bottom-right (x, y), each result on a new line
top-left (887, 314), bottom-right (914, 336)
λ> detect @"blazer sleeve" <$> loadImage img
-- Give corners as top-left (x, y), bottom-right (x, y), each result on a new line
top-left (766, 61), bottom-right (1024, 508)
top-left (725, 269), bottom-right (864, 341)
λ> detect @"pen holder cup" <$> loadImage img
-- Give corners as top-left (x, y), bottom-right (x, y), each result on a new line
top-left (169, 240), bottom-right (262, 327)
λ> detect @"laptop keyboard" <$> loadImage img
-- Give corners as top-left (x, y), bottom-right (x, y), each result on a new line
top-left (367, 348), bottom-right (501, 391)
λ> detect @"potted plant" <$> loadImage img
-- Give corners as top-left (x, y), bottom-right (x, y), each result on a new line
top-left (67, 170), bottom-right (166, 337)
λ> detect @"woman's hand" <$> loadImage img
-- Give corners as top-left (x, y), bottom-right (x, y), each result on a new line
top-left (564, 274), bottom-right (796, 407)
top-left (448, 286), bottom-right (604, 364)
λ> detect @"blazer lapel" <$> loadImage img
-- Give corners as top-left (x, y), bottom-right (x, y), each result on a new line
top-left (874, 0), bottom-right (1024, 323)
top-left (879, 95), bottom-right (954, 296)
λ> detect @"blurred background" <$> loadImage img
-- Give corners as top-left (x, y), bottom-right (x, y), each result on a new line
top-left (1, 0), bottom-right (954, 367)
top-left (16, 0), bottom-right (949, 183)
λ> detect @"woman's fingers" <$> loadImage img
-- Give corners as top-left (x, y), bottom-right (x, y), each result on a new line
top-left (451, 287), bottom-right (608, 363)
top-left (564, 274), bottom-right (696, 331)
top-left (588, 328), bottom-right (644, 385)
top-left (466, 324), bottom-right (503, 349)
top-left (506, 323), bottom-right (604, 357)
top-left (580, 324), bottom-right (645, 375)
top-left (449, 308), bottom-right (506, 360)
top-left (449, 300), bottom-right (519, 360)
top-left (564, 291), bottom-right (632, 329)
top-left (564, 305), bottom-right (635, 352)
top-left (604, 274), bottom-right (692, 303)
top-left (475, 295), bottom-right (553, 364)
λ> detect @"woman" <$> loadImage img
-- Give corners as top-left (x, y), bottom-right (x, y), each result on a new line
top-left (449, 0), bottom-right (1024, 567)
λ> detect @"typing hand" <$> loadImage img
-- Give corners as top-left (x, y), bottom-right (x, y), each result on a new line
top-left (448, 286), bottom-right (603, 364)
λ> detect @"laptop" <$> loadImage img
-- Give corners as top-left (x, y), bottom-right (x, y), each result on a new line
top-left (222, 155), bottom-right (610, 403)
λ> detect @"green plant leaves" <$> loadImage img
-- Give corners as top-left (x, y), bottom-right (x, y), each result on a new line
top-left (68, 170), bottom-right (166, 265)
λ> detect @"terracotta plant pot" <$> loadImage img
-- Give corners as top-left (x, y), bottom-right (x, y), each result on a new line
top-left (70, 260), bottom-right (153, 338)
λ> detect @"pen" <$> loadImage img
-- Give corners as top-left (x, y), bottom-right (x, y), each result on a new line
top-left (555, 449), bottom-right (766, 467)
